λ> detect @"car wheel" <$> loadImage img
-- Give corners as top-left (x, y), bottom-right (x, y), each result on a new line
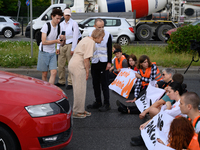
top-left (155, 25), bottom-right (172, 42)
top-left (3, 28), bottom-right (15, 38)
top-left (117, 36), bottom-right (130, 45)
top-left (0, 126), bottom-right (19, 150)
top-left (136, 24), bottom-right (153, 41)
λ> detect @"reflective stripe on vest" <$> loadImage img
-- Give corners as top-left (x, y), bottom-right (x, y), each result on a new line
top-left (91, 30), bottom-right (110, 63)
top-left (113, 55), bottom-right (126, 75)
top-left (139, 62), bottom-right (162, 87)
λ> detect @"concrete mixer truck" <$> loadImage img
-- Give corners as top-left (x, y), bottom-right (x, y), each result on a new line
top-left (25, 0), bottom-right (186, 42)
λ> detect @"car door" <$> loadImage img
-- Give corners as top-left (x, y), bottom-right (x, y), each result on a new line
top-left (81, 18), bottom-right (96, 38)
top-left (0, 17), bottom-right (6, 33)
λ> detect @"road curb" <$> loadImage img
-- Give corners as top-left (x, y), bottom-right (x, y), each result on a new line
top-left (0, 66), bottom-right (199, 75)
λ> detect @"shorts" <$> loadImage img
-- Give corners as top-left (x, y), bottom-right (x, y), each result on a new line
top-left (37, 50), bottom-right (57, 71)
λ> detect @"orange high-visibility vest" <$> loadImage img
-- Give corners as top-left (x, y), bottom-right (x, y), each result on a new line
top-left (188, 116), bottom-right (200, 128)
top-left (188, 133), bottom-right (200, 150)
top-left (139, 62), bottom-right (162, 87)
top-left (113, 55), bottom-right (126, 75)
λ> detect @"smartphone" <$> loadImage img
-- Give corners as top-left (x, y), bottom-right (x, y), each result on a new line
top-left (61, 31), bottom-right (65, 35)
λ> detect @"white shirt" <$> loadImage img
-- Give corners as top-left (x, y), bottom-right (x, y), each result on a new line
top-left (161, 99), bottom-right (186, 118)
top-left (39, 22), bottom-right (58, 53)
top-left (57, 18), bottom-right (81, 51)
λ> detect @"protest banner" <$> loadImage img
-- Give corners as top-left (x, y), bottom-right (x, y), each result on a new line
top-left (141, 110), bottom-right (174, 150)
top-left (135, 81), bottom-right (165, 113)
top-left (109, 68), bottom-right (137, 98)
top-left (146, 81), bottom-right (165, 104)
top-left (153, 142), bottom-right (175, 150)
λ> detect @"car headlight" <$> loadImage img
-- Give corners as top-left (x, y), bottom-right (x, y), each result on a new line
top-left (25, 103), bottom-right (61, 117)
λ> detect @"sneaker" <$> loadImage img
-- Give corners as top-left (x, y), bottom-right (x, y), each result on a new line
top-left (130, 135), bottom-right (144, 146)
top-left (99, 104), bottom-right (111, 112)
top-left (55, 82), bottom-right (65, 86)
top-left (66, 85), bottom-right (73, 90)
top-left (87, 102), bottom-right (102, 109)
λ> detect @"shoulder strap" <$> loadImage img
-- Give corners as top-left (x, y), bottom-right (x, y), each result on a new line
top-left (46, 22), bottom-right (51, 37)
top-left (57, 23), bottom-right (60, 39)
top-left (194, 116), bottom-right (200, 128)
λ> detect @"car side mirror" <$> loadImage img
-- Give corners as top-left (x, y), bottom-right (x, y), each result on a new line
top-left (84, 24), bottom-right (89, 27)
top-left (42, 14), bottom-right (48, 21)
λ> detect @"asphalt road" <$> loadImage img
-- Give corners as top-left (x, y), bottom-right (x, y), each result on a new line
top-left (5, 70), bottom-right (200, 150)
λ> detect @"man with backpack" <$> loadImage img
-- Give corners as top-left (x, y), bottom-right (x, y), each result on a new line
top-left (37, 9), bottom-right (63, 85)
top-left (55, 8), bottom-right (82, 89)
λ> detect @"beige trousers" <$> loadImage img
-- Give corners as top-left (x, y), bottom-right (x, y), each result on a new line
top-left (70, 67), bottom-right (86, 113)
top-left (58, 44), bottom-right (72, 85)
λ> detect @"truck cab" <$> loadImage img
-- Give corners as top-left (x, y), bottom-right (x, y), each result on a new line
top-left (25, 4), bottom-right (66, 39)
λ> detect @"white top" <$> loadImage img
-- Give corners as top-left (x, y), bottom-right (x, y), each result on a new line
top-left (57, 18), bottom-right (81, 51)
top-left (39, 22), bottom-right (58, 53)
top-left (195, 120), bottom-right (200, 133)
top-left (162, 99), bottom-right (186, 118)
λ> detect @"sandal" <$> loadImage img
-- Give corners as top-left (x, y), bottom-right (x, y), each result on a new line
top-left (84, 111), bottom-right (91, 116)
top-left (73, 113), bottom-right (86, 119)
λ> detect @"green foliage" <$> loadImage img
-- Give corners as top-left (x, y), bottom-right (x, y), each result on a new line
top-left (0, 41), bottom-right (38, 68)
top-left (0, 0), bottom-right (50, 17)
top-left (0, 1), bottom-right (4, 9)
top-left (166, 25), bottom-right (200, 53)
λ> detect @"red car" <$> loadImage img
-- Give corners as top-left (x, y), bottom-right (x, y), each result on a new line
top-left (0, 71), bottom-right (72, 150)
top-left (165, 19), bottom-right (200, 42)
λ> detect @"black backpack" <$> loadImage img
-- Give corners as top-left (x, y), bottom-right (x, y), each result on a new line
top-left (36, 22), bottom-right (60, 47)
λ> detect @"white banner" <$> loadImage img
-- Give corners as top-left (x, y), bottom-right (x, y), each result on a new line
top-left (153, 142), bottom-right (175, 150)
top-left (109, 68), bottom-right (137, 98)
top-left (141, 110), bottom-right (174, 150)
top-left (135, 81), bottom-right (165, 113)
top-left (146, 81), bottom-right (166, 104)
top-left (135, 93), bottom-right (150, 113)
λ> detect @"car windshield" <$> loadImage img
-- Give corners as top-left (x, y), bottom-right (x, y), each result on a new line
top-left (78, 19), bottom-right (90, 25)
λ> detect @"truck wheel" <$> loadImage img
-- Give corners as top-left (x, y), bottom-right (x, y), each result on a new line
top-left (156, 25), bottom-right (172, 42)
top-left (136, 24), bottom-right (153, 41)
top-left (3, 28), bottom-right (15, 38)
top-left (0, 126), bottom-right (19, 150)
top-left (117, 36), bottom-right (130, 45)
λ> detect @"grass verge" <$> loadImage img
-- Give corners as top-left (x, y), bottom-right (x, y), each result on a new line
top-left (0, 41), bottom-right (199, 68)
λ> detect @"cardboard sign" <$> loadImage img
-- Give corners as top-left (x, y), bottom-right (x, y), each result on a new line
top-left (135, 81), bottom-right (165, 113)
top-left (109, 68), bottom-right (137, 98)
top-left (141, 110), bottom-right (174, 150)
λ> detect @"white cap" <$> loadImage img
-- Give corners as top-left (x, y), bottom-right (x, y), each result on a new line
top-left (64, 9), bottom-right (71, 16)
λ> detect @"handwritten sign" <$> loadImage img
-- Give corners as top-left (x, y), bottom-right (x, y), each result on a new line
top-left (141, 110), bottom-right (174, 150)
top-left (109, 68), bottom-right (137, 98)
top-left (135, 81), bottom-right (165, 113)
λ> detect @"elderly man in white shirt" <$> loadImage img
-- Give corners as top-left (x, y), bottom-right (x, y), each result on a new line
top-left (56, 8), bottom-right (82, 89)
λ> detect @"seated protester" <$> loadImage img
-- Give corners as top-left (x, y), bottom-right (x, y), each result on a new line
top-left (179, 92), bottom-right (200, 133)
top-left (110, 43), bottom-right (122, 72)
top-left (126, 55), bottom-right (162, 103)
top-left (116, 66), bottom-right (174, 115)
top-left (130, 82), bottom-right (186, 146)
top-left (127, 54), bottom-right (138, 71)
top-left (109, 48), bottom-right (128, 84)
top-left (157, 117), bottom-right (200, 150)
top-left (141, 73), bottom-right (184, 118)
